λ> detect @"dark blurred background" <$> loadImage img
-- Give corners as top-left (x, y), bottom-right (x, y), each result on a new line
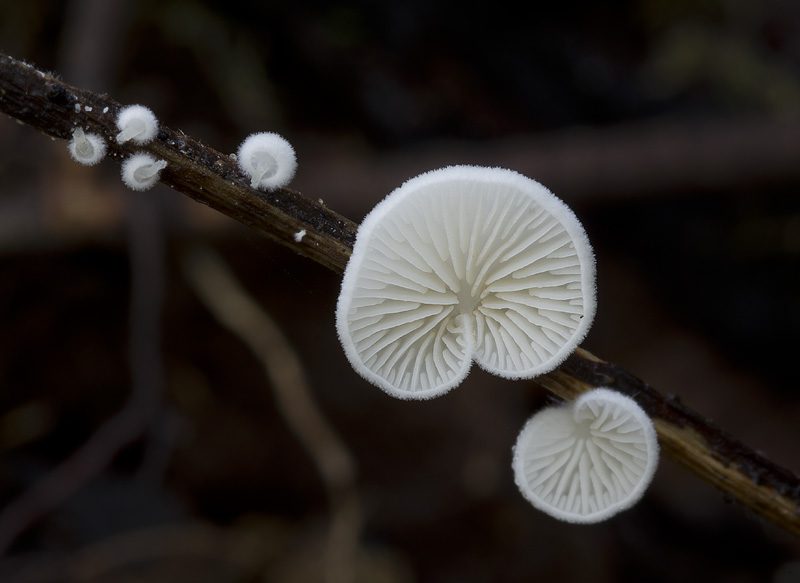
top-left (1, 0), bottom-right (799, 581)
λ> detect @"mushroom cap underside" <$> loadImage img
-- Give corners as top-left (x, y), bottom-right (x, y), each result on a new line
top-left (337, 165), bottom-right (596, 399)
top-left (512, 388), bottom-right (659, 523)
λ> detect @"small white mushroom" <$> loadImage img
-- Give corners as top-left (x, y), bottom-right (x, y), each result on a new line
top-left (67, 127), bottom-right (106, 166)
top-left (336, 165), bottom-right (596, 399)
top-left (512, 388), bottom-right (659, 523)
top-left (115, 104), bottom-right (158, 145)
top-left (121, 153), bottom-right (167, 191)
top-left (236, 132), bottom-right (297, 191)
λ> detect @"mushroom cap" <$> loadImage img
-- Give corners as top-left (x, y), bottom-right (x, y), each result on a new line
top-left (336, 165), bottom-right (596, 399)
top-left (67, 127), bottom-right (106, 166)
top-left (121, 153), bottom-right (167, 192)
top-left (115, 105), bottom-right (158, 145)
top-left (512, 388), bottom-right (659, 523)
top-left (237, 132), bottom-right (297, 191)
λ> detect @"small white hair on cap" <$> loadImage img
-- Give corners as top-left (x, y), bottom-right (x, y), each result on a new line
top-left (336, 165), bottom-right (596, 399)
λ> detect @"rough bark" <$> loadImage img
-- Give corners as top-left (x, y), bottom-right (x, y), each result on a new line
top-left (1, 51), bottom-right (798, 538)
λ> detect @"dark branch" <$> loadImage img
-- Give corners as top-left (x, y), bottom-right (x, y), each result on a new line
top-left (0, 53), bottom-right (357, 272)
top-left (1, 51), bottom-right (798, 538)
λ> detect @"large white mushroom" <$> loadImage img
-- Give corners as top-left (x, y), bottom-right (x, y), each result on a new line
top-left (512, 388), bottom-right (659, 523)
top-left (336, 165), bottom-right (596, 399)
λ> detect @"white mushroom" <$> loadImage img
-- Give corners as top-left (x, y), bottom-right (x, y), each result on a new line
top-left (512, 388), bottom-right (659, 523)
top-left (336, 165), bottom-right (596, 399)
top-left (115, 104), bottom-right (158, 145)
top-left (121, 153), bottom-right (167, 191)
top-left (236, 132), bottom-right (297, 191)
top-left (67, 127), bottom-right (106, 166)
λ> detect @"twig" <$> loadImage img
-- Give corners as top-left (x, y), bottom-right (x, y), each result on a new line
top-left (1, 51), bottom-right (798, 538)
top-left (0, 521), bottom-right (281, 582)
top-left (181, 245), bottom-right (360, 583)
top-left (0, 408), bottom-right (142, 555)
top-left (537, 349), bottom-right (800, 537)
top-left (0, 171), bottom-right (170, 559)
top-left (126, 191), bottom-right (170, 483)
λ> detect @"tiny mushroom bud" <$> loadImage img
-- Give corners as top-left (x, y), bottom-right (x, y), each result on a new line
top-left (236, 131), bottom-right (297, 191)
top-left (294, 229), bottom-right (307, 243)
top-left (67, 127), bottom-right (106, 166)
top-left (336, 165), bottom-right (596, 399)
top-left (121, 153), bottom-right (167, 191)
top-left (512, 388), bottom-right (659, 523)
top-left (115, 104), bottom-right (158, 145)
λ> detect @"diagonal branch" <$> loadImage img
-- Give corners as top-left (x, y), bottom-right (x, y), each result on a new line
top-left (1, 51), bottom-right (798, 538)
top-left (0, 52), bottom-right (356, 272)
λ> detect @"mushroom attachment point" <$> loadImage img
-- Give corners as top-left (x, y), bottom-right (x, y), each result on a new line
top-left (67, 127), bottom-right (106, 166)
top-left (115, 104), bottom-right (158, 145)
top-left (512, 388), bottom-right (659, 523)
top-left (121, 153), bottom-right (167, 191)
top-left (236, 132), bottom-right (297, 191)
top-left (336, 165), bottom-right (596, 399)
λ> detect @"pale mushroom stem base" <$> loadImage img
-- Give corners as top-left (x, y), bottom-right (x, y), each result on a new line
top-left (0, 51), bottom-right (798, 539)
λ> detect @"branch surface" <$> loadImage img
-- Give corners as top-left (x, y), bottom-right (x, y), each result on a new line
top-left (1, 52), bottom-right (798, 538)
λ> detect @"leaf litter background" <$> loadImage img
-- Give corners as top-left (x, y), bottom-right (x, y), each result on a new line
top-left (0, 0), bottom-right (799, 581)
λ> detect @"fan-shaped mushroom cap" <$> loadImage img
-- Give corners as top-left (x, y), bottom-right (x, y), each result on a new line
top-left (336, 165), bottom-right (596, 399)
top-left (512, 388), bottom-right (659, 523)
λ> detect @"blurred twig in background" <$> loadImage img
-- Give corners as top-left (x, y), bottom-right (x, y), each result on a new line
top-left (0, 185), bottom-right (170, 559)
top-left (181, 245), bottom-right (361, 583)
top-left (0, 395), bottom-right (143, 555)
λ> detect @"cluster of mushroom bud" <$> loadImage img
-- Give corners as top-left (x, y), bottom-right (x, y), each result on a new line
top-left (336, 165), bottom-right (659, 523)
top-left (67, 104), bottom-right (166, 190)
top-left (66, 105), bottom-right (297, 194)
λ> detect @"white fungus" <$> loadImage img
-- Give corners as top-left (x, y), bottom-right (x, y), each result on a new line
top-left (121, 153), bottom-right (167, 191)
top-left (115, 104), bottom-right (158, 145)
top-left (236, 131), bottom-right (297, 191)
top-left (336, 165), bottom-right (596, 399)
top-left (67, 127), bottom-right (106, 166)
top-left (512, 388), bottom-right (659, 523)
top-left (294, 229), bottom-right (307, 243)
